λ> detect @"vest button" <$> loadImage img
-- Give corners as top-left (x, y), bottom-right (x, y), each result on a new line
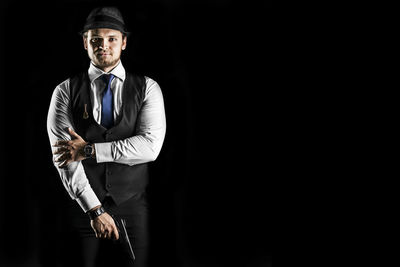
top-left (107, 184), bottom-right (112, 189)
top-left (107, 171), bottom-right (112, 175)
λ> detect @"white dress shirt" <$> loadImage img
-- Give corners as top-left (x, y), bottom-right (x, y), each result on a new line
top-left (47, 61), bottom-right (166, 212)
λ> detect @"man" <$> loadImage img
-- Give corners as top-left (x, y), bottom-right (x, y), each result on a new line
top-left (46, 6), bottom-right (166, 267)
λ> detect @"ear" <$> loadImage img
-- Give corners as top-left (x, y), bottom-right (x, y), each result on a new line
top-left (83, 36), bottom-right (88, 50)
top-left (122, 35), bottom-right (127, 50)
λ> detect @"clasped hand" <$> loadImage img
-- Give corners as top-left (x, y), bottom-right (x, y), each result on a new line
top-left (91, 212), bottom-right (120, 240)
top-left (53, 128), bottom-right (87, 168)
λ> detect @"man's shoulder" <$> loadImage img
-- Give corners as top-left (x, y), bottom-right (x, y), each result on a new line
top-left (55, 77), bottom-right (70, 92)
top-left (125, 71), bottom-right (145, 79)
top-left (67, 71), bottom-right (91, 94)
top-left (69, 71), bottom-right (88, 83)
top-left (125, 71), bottom-right (158, 85)
top-left (124, 71), bottom-right (148, 89)
top-left (56, 71), bottom-right (86, 86)
top-left (54, 71), bottom-right (88, 96)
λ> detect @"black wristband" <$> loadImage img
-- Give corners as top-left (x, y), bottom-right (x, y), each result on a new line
top-left (87, 206), bottom-right (105, 220)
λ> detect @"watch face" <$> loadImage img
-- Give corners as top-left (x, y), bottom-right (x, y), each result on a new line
top-left (84, 145), bottom-right (93, 157)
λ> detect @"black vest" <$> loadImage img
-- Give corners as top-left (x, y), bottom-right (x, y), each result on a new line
top-left (69, 72), bottom-right (148, 205)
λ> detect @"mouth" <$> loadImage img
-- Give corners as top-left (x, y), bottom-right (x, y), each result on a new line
top-left (96, 53), bottom-right (111, 57)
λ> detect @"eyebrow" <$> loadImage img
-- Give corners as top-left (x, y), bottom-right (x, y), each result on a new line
top-left (91, 35), bottom-right (119, 38)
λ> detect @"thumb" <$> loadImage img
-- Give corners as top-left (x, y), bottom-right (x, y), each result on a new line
top-left (68, 127), bottom-right (80, 139)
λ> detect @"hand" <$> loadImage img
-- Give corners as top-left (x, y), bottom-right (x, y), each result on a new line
top-left (90, 212), bottom-right (120, 240)
top-left (53, 128), bottom-right (87, 168)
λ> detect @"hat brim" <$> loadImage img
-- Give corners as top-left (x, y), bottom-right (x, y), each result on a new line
top-left (79, 22), bottom-right (130, 36)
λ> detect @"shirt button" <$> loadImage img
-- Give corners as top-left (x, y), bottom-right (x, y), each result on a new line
top-left (107, 171), bottom-right (112, 175)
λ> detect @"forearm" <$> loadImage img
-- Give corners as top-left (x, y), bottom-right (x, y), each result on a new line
top-left (95, 131), bottom-right (165, 166)
top-left (54, 161), bottom-right (101, 212)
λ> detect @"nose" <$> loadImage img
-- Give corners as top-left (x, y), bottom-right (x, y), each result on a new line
top-left (99, 40), bottom-right (109, 50)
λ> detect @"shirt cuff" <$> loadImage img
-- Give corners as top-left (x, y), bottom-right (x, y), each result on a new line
top-left (95, 142), bottom-right (113, 163)
top-left (75, 189), bottom-right (101, 213)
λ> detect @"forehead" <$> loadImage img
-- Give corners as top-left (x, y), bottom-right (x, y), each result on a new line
top-left (87, 28), bottom-right (123, 37)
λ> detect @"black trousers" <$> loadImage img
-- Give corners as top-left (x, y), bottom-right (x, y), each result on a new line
top-left (59, 193), bottom-right (149, 267)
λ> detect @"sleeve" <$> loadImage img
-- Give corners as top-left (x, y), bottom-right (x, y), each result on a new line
top-left (46, 79), bottom-right (101, 212)
top-left (95, 77), bottom-right (166, 166)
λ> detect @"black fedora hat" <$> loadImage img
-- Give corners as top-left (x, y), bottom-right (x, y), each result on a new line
top-left (80, 6), bottom-right (129, 36)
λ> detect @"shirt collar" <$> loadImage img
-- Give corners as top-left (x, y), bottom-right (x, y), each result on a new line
top-left (88, 60), bottom-right (126, 83)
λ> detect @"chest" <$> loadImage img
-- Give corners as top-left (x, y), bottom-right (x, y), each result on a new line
top-left (69, 72), bottom-right (146, 142)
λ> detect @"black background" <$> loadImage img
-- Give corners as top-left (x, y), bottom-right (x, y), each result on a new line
top-left (0, 0), bottom-right (269, 266)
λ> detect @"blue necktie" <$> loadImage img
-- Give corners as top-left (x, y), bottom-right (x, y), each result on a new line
top-left (101, 74), bottom-right (115, 129)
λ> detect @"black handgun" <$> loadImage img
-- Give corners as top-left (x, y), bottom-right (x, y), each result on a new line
top-left (112, 215), bottom-right (135, 261)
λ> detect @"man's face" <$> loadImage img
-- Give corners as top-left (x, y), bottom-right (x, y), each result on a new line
top-left (83, 28), bottom-right (127, 71)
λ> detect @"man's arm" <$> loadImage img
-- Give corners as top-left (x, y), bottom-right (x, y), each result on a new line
top-left (46, 79), bottom-right (101, 212)
top-left (95, 78), bottom-right (166, 166)
top-left (47, 79), bottom-right (119, 240)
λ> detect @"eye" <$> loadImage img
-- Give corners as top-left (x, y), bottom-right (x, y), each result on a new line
top-left (109, 38), bottom-right (116, 42)
top-left (91, 38), bottom-right (99, 43)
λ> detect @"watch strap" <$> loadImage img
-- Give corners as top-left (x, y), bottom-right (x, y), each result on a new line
top-left (87, 206), bottom-right (105, 220)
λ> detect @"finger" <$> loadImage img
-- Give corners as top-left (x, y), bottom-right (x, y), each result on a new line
top-left (102, 228), bottom-right (108, 239)
top-left (97, 229), bottom-right (103, 239)
top-left (53, 141), bottom-right (68, 147)
top-left (55, 154), bottom-right (65, 163)
top-left (58, 161), bottom-right (67, 168)
top-left (58, 159), bottom-right (71, 168)
top-left (53, 149), bottom-right (63, 155)
top-left (99, 225), bottom-right (106, 239)
top-left (53, 147), bottom-right (69, 155)
top-left (112, 224), bottom-right (119, 240)
top-left (106, 228), bottom-right (113, 239)
top-left (100, 231), bottom-right (106, 239)
top-left (53, 140), bottom-right (71, 146)
top-left (109, 219), bottom-right (119, 240)
top-left (54, 140), bottom-right (75, 146)
top-left (55, 152), bottom-right (70, 163)
top-left (102, 230), bottom-right (109, 239)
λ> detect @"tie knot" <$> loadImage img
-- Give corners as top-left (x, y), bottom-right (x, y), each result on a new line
top-left (102, 74), bottom-right (115, 84)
